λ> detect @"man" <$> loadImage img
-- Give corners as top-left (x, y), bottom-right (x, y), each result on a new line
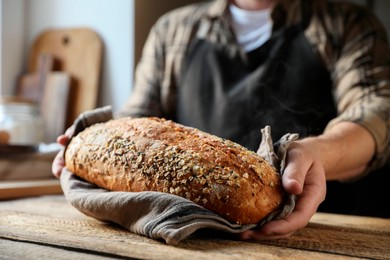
top-left (53, 0), bottom-right (390, 240)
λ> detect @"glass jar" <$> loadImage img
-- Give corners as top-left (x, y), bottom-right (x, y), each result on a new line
top-left (0, 97), bottom-right (44, 146)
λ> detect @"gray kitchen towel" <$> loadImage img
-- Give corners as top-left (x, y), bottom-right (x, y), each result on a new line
top-left (60, 107), bottom-right (298, 245)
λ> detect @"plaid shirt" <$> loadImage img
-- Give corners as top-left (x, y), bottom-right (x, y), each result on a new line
top-left (118, 0), bottom-right (390, 170)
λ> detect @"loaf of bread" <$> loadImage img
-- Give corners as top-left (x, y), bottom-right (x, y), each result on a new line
top-left (65, 117), bottom-right (285, 225)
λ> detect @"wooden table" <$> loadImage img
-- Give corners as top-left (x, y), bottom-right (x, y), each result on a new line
top-left (0, 195), bottom-right (389, 259)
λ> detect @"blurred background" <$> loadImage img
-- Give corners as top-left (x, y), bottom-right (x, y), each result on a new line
top-left (0, 0), bottom-right (389, 197)
top-left (1, 0), bottom-right (389, 114)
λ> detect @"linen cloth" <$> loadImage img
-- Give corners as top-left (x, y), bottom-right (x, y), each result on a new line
top-left (61, 107), bottom-right (297, 245)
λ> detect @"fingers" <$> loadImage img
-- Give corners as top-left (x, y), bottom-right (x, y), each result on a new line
top-left (52, 125), bottom-right (74, 178)
top-left (65, 124), bottom-right (75, 138)
top-left (240, 178), bottom-right (324, 240)
top-left (56, 134), bottom-right (69, 146)
top-left (57, 125), bottom-right (75, 146)
top-left (282, 143), bottom-right (311, 195)
top-left (263, 179), bottom-right (324, 234)
top-left (263, 159), bottom-right (325, 234)
top-left (240, 143), bottom-right (327, 241)
top-left (52, 149), bottom-right (65, 178)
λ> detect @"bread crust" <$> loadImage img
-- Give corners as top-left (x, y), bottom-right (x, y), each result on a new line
top-left (65, 117), bottom-right (285, 224)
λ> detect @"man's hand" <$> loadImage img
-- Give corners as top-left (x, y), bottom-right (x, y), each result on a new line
top-left (239, 140), bottom-right (326, 239)
top-left (51, 125), bottom-right (75, 178)
top-left (239, 121), bottom-right (375, 240)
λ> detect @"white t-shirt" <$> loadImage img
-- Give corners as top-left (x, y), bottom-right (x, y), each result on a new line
top-left (229, 4), bottom-right (273, 52)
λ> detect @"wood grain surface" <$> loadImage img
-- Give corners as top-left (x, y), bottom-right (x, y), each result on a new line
top-left (0, 195), bottom-right (389, 259)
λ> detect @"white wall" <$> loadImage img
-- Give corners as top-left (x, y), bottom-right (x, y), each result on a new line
top-left (1, 0), bottom-right (134, 112)
top-left (1, 0), bottom-right (26, 96)
top-left (2, 0), bottom-right (390, 111)
top-left (0, 2), bottom-right (2, 92)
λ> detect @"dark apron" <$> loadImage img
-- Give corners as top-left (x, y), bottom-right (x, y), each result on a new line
top-left (177, 25), bottom-right (336, 151)
top-left (176, 23), bottom-right (390, 218)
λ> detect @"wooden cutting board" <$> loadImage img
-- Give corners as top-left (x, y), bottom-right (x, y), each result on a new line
top-left (16, 55), bottom-right (70, 143)
top-left (0, 180), bottom-right (62, 200)
top-left (40, 72), bottom-right (71, 143)
top-left (17, 53), bottom-right (54, 103)
top-left (28, 28), bottom-right (103, 128)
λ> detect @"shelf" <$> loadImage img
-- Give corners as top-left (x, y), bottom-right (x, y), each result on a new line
top-left (0, 179), bottom-right (62, 200)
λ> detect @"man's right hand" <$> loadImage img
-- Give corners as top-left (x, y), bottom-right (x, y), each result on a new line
top-left (51, 125), bottom-right (75, 178)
